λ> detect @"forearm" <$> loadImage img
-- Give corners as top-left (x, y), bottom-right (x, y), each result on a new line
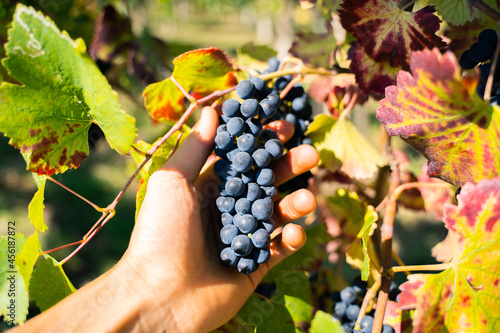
top-left (9, 259), bottom-right (173, 333)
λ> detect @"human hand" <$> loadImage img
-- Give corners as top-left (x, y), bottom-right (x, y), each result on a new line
top-left (119, 106), bottom-right (320, 332)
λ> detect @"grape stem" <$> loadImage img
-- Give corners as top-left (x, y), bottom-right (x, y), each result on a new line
top-left (47, 176), bottom-right (104, 212)
top-left (468, 0), bottom-right (500, 22)
top-left (355, 276), bottom-right (381, 331)
top-left (484, 26), bottom-right (500, 103)
top-left (388, 262), bottom-right (453, 273)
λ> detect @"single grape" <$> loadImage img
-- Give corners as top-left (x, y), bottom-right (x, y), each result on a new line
top-left (250, 77), bottom-right (266, 91)
top-left (346, 304), bottom-right (360, 321)
top-left (237, 256), bottom-right (258, 274)
top-left (330, 291), bottom-right (341, 302)
top-left (478, 28), bottom-right (498, 48)
top-left (274, 76), bottom-right (289, 91)
top-left (220, 224), bottom-right (239, 245)
top-left (359, 315), bottom-right (374, 333)
top-left (267, 92), bottom-right (280, 106)
top-left (255, 168), bottom-right (275, 186)
top-left (233, 214), bottom-right (258, 233)
top-left (225, 177), bottom-right (245, 197)
top-left (251, 198), bottom-right (273, 220)
top-left (237, 134), bottom-right (257, 153)
top-left (340, 286), bottom-right (357, 304)
top-left (259, 129), bottom-right (278, 141)
top-left (382, 324), bottom-right (395, 333)
top-left (245, 118), bottom-right (263, 137)
top-left (260, 185), bottom-right (277, 197)
top-left (261, 218), bottom-right (275, 233)
top-left (217, 124), bottom-right (228, 134)
top-left (252, 149), bottom-right (271, 168)
top-left (285, 112), bottom-right (297, 126)
top-left (214, 159), bottom-right (228, 177)
top-left (245, 182), bottom-right (261, 202)
top-left (264, 139), bottom-right (284, 159)
top-left (459, 50), bottom-right (479, 69)
top-left (389, 281), bottom-right (401, 301)
top-left (220, 163), bottom-right (240, 181)
top-left (285, 84), bottom-right (305, 100)
top-left (352, 276), bottom-right (367, 297)
top-left (226, 147), bottom-right (242, 162)
top-left (253, 247), bottom-right (271, 264)
top-left (214, 131), bottom-right (234, 150)
top-left (251, 228), bottom-right (270, 248)
top-left (235, 198), bottom-right (252, 215)
top-left (267, 57), bottom-right (280, 72)
top-left (232, 151), bottom-right (253, 173)
top-left (333, 301), bottom-right (347, 319)
top-left (343, 322), bottom-right (355, 333)
top-left (302, 137), bottom-right (313, 145)
top-left (259, 98), bottom-right (278, 119)
top-left (216, 196), bottom-right (235, 213)
top-left (226, 117), bottom-right (246, 136)
top-left (220, 212), bottom-right (233, 226)
top-left (222, 99), bottom-right (241, 117)
top-left (469, 41), bottom-right (494, 63)
top-left (220, 247), bottom-right (239, 267)
top-left (240, 98), bottom-right (260, 118)
top-left (236, 80), bottom-right (256, 99)
top-left (231, 235), bottom-right (253, 256)
top-left (241, 169), bottom-right (255, 184)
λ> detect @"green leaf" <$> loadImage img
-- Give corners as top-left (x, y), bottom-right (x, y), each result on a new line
top-left (377, 48), bottom-right (500, 186)
top-left (346, 205), bottom-right (379, 281)
top-left (130, 129), bottom-right (189, 218)
top-left (289, 25), bottom-right (336, 68)
top-left (0, 233), bottom-right (30, 324)
top-left (28, 177), bottom-right (48, 232)
top-left (0, 5), bottom-right (137, 176)
top-left (143, 47), bottom-right (237, 122)
top-left (30, 255), bottom-right (76, 312)
top-left (398, 178), bottom-right (500, 332)
top-left (307, 114), bottom-right (387, 181)
top-left (238, 271), bottom-right (313, 332)
top-left (15, 232), bottom-right (40, 292)
top-left (239, 42), bottom-right (278, 62)
top-left (310, 310), bottom-right (344, 333)
top-left (264, 223), bottom-right (331, 283)
top-left (430, 0), bottom-right (499, 25)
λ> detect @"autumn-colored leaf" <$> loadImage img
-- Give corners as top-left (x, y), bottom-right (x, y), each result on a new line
top-left (377, 48), bottom-right (500, 187)
top-left (143, 47), bottom-right (237, 122)
top-left (348, 41), bottom-right (402, 99)
top-left (0, 5), bottom-right (137, 176)
top-left (339, 0), bottom-right (445, 68)
top-left (398, 178), bottom-right (500, 332)
top-left (307, 114), bottom-right (387, 181)
top-left (346, 205), bottom-right (380, 281)
top-left (417, 164), bottom-right (453, 220)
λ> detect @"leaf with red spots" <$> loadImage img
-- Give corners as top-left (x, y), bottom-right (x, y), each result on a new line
top-left (143, 47), bottom-right (237, 122)
top-left (339, 0), bottom-right (445, 68)
top-left (377, 48), bottom-right (500, 187)
top-left (398, 178), bottom-right (500, 332)
top-left (0, 5), bottom-right (137, 176)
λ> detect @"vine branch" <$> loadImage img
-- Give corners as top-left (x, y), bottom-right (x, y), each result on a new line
top-left (468, 0), bottom-right (500, 22)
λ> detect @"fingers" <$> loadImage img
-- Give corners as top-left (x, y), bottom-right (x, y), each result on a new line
top-left (263, 120), bottom-right (294, 143)
top-left (266, 224), bottom-right (307, 269)
top-left (273, 144), bottom-right (319, 186)
top-left (274, 188), bottom-right (316, 225)
top-left (160, 107), bottom-right (219, 182)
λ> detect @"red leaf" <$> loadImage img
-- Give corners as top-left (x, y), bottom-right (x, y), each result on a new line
top-left (339, 0), bottom-right (445, 67)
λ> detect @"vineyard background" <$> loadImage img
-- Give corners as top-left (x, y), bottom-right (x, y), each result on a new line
top-left (1, 0), bottom-right (488, 331)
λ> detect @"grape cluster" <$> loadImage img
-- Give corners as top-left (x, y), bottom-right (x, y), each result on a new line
top-left (261, 57), bottom-right (315, 193)
top-left (330, 277), bottom-right (398, 333)
top-left (459, 28), bottom-right (500, 105)
top-left (215, 79), bottom-right (285, 274)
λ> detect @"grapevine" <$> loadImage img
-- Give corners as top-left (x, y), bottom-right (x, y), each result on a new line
top-left (1, 1), bottom-right (500, 333)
